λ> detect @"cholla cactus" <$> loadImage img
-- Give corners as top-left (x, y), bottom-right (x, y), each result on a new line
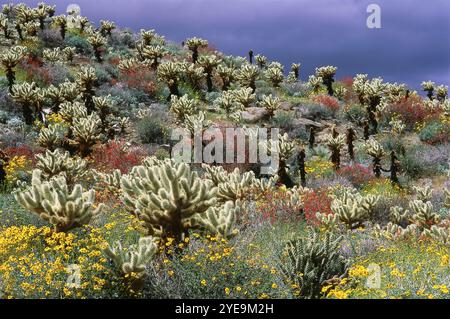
top-left (1, 46), bottom-right (26, 92)
top-left (441, 100), bottom-right (450, 117)
top-left (194, 201), bottom-right (240, 239)
top-left (334, 86), bottom-right (347, 101)
top-left (214, 91), bottom-right (243, 115)
top-left (75, 66), bottom-right (97, 112)
top-left (157, 61), bottom-right (181, 98)
top-left (59, 101), bottom-right (88, 124)
top-left (324, 131), bottom-right (346, 170)
top-left (413, 185), bottom-right (433, 202)
top-left (365, 137), bottom-right (385, 178)
top-left (217, 169), bottom-right (255, 202)
top-left (62, 46), bottom-right (76, 63)
top-left (93, 95), bottom-right (114, 119)
top-left (140, 45), bottom-right (167, 69)
top-left (436, 85), bottom-right (448, 102)
top-left (186, 37), bottom-right (208, 64)
top-left (265, 66), bottom-right (284, 87)
top-left (308, 75), bottom-right (323, 94)
top-left (37, 123), bottom-right (66, 150)
top-left (259, 94), bottom-right (280, 118)
top-left (291, 63), bottom-right (301, 80)
top-left (69, 113), bottom-right (102, 157)
top-left (315, 212), bottom-right (339, 231)
top-left (23, 21), bottom-right (40, 36)
top-left (422, 225), bottom-right (450, 244)
top-left (52, 15), bottom-right (67, 39)
top-left (232, 87), bottom-right (256, 108)
top-left (409, 200), bottom-right (440, 229)
top-left (14, 169), bottom-right (102, 232)
top-left (36, 149), bottom-right (87, 185)
top-left (236, 64), bottom-right (259, 92)
top-left (0, 14), bottom-right (10, 38)
top-left (11, 81), bottom-right (40, 125)
top-left (421, 81), bottom-right (435, 100)
top-left (385, 82), bottom-right (407, 103)
top-left (88, 33), bottom-right (107, 63)
top-left (198, 55), bottom-right (222, 92)
top-left (140, 29), bottom-right (156, 45)
top-left (216, 64), bottom-right (236, 90)
top-left (255, 54), bottom-right (267, 69)
top-left (389, 118), bottom-right (406, 134)
top-left (43, 47), bottom-right (62, 63)
top-left (331, 190), bottom-right (379, 229)
top-left (78, 16), bottom-right (90, 33)
top-left (444, 188), bottom-right (450, 208)
top-left (104, 236), bottom-right (157, 275)
top-left (390, 206), bottom-right (409, 225)
top-left (277, 231), bottom-right (348, 298)
top-left (170, 94), bottom-right (198, 123)
top-left (100, 19), bottom-right (115, 37)
top-left (316, 66), bottom-right (337, 96)
top-left (121, 159), bottom-right (218, 243)
top-left (184, 111), bottom-right (211, 135)
top-left (57, 81), bottom-right (79, 102)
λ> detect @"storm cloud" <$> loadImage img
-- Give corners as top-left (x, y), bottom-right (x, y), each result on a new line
top-left (15, 0), bottom-right (450, 89)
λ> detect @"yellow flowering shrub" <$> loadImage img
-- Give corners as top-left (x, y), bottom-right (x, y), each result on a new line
top-left (4, 156), bottom-right (32, 185)
top-left (305, 158), bottom-right (334, 179)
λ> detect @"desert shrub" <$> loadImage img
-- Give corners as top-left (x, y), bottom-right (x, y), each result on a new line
top-left (38, 29), bottom-right (64, 49)
top-left (303, 189), bottom-right (333, 225)
top-left (305, 158), bottom-right (335, 179)
top-left (46, 64), bottom-right (73, 85)
top-left (325, 242), bottom-right (450, 299)
top-left (255, 189), bottom-right (303, 224)
top-left (136, 112), bottom-right (170, 144)
top-left (385, 96), bottom-right (440, 130)
top-left (419, 120), bottom-right (450, 145)
top-left (90, 139), bottom-right (147, 173)
top-left (343, 103), bottom-right (366, 123)
top-left (96, 85), bottom-right (154, 115)
top-left (312, 94), bottom-right (340, 115)
top-left (338, 164), bottom-right (374, 188)
top-left (95, 66), bottom-right (113, 85)
top-left (272, 110), bottom-right (294, 131)
top-left (301, 103), bottom-right (334, 120)
top-left (281, 81), bottom-right (310, 97)
top-left (400, 144), bottom-right (450, 178)
top-left (64, 34), bottom-right (93, 55)
top-left (146, 234), bottom-right (290, 299)
top-left (119, 63), bottom-right (156, 95)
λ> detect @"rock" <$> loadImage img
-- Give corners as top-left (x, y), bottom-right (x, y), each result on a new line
top-left (279, 101), bottom-right (294, 111)
top-left (241, 107), bottom-right (268, 123)
top-left (292, 117), bottom-right (324, 129)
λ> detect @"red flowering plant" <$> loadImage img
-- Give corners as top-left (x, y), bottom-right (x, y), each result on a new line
top-left (118, 59), bottom-right (157, 95)
top-left (337, 164), bottom-right (374, 188)
top-left (312, 94), bottom-right (340, 114)
top-left (255, 188), bottom-right (304, 225)
top-left (89, 139), bottom-right (148, 174)
top-left (303, 188), bottom-right (334, 226)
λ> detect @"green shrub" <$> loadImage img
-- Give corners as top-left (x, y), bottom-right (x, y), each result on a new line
top-left (136, 113), bottom-right (170, 144)
top-left (419, 121), bottom-right (450, 145)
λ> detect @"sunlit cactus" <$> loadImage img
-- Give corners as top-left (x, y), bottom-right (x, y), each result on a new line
top-left (14, 169), bottom-right (103, 232)
top-left (0, 14), bottom-right (10, 38)
top-left (43, 47), bottom-right (62, 63)
top-left (62, 46), bottom-right (76, 63)
top-left (265, 66), bottom-right (284, 87)
top-left (184, 111), bottom-right (211, 136)
top-left (443, 100), bottom-right (450, 118)
top-left (334, 86), bottom-right (347, 101)
top-left (140, 45), bottom-right (167, 69)
top-left (0, 46), bottom-right (26, 92)
top-left (88, 32), bottom-right (107, 63)
top-left (412, 185), bottom-right (433, 202)
top-left (389, 118), bottom-right (406, 135)
top-left (331, 190), bottom-right (379, 229)
top-left (324, 130), bottom-right (346, 170)
top-left (157, 61), bottom-right (181, 98)
top-left (365, 137), bottom-right (385, 178)
top-left (186, 37), bottom-right (208, 64)
top-left (216, 64), bottom-right (236, 90)
top-left (170, 94), bottom-right (198, 123)
top-left (182, 62), bottom-right (206, 91)
top-left (435, 85), bottom-right (448, 102)
top-left (291, 63), bottom-right (301, 80)
top-left (11, 81), bottom-right (39, 125)
top-left (421, 81), bottom-right (435, 100)
top-left (422, 226), bottom-right (450, 244)
top-left (69, 113), bottom-right (103, 157)
top-left (35, 4), bottom-right (50, 30)
top-left (120, 159), bottom-right (218, 243)
top-left (231, 87), bottom-right (256, 108)
top-left (214, 91), bottom-right (243, 115)
top-left (194, 201), bottom-right (240, 239)
top-left (104, 236), bottom-right (157, 291)
top-left (52, 14), bottom-right (67, 39)
top-left (316, 65), bottom-right (337, 96)
top-left (78, 16), bottom-right (90, 33)
top-left (236, 64), bottom-right (259, 92)
top-left (259, 94), bottom-right (280, 118)
top-left (100, 19), bottom-right (116, 37)
top-left (308, 75), bottom-right (323, 94)
top-left (75, 66), bottom-right (98, 113)
top-left (140, 28), bottom-right (156, 45)
top-left (198, 55), bottom-right (222, 92)
top-left (37, 123), bottom-right (66, 150)
top-left (409, 200), bottom-right (440, 230)
top-left (255, 54), bottom-right (267, 69)
top-left (36, 149), bottom-right (87, 185)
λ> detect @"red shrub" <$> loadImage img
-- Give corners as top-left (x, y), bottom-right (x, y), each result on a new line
top-left (90, 140), bottom-right (148, 173)
top-left (312, 94), bottom-right (340, 112)
top-left (21, 56), bottom-right (52, 85)
top-left (256, 190), bottom-right (303, 224)
top-left (339, 77), bottom-right (354, 87)
top-left (303, 189), bottom-right (333, 225)
top-left (119, 62), bottom-right (157, 95)
top-left (386, 96), bottom-right (441, 128)
top-left (4, 145), bottom-right (41, 164)
top-left (338, 164), bottom-right (374, 187)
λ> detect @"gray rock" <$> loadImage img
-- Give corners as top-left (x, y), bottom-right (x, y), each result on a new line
top-left (241, 107), bottom-right (268, 123)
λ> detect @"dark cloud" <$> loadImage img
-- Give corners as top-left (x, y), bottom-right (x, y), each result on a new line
top-left (15, 0), bottom-right (450, 89)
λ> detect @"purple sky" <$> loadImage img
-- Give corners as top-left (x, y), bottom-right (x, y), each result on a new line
top-left (13, 0), bottom-right (450, 89)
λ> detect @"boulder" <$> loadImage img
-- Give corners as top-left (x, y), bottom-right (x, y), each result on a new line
top-left (241, 107), bottom-right (268, 123)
